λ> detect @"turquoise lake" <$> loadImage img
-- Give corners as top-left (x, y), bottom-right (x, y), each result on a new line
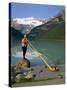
top-left (11, 39), bottom-right (65, 66)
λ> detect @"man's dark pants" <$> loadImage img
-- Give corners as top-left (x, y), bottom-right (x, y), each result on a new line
top-left (22, 46), bottom-right (27, 59)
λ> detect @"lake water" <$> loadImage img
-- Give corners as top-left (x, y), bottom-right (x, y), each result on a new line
top-left (11, 39), bottom-right (65, 66)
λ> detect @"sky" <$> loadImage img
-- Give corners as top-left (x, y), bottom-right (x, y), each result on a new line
top-left (10, 3), bottom-right (65, 19)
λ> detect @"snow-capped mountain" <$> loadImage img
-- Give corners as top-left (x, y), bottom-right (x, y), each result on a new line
top-left (11, 17), bottom-right (44, 34)
top-left (13, 17), bottom-right (44, 26)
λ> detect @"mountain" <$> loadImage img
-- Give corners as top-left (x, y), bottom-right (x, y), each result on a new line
top-left (28, 21), bottom-right (65, 40)
top-left (11, 17), bottom-right (44, 34)
top-left (10, 27), bottom-right (22, 47)
top-left (11, 10), bottom-right (65, 41)
top-left (28, 10), bottom-right (65, 40)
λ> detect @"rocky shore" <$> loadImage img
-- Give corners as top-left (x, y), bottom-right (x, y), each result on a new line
top-left (11, 58), bottom-right (65, 87)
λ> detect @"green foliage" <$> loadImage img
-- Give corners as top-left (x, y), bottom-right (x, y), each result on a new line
top-left (44, 21), bottom-right (65, 40)
top-left (20, 77), bottom-right (33, 82)
top-left (30, 21), bottom-right (65, 40)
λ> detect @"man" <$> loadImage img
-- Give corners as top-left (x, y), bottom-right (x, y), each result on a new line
top-left (21, 34), bottom-right (28, 59)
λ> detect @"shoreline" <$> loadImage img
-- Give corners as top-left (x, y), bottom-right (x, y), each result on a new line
top-left (11, 63), bottom-right (65, 87)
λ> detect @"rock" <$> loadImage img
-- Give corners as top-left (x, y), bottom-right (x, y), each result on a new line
top-left (15, 71), bottom-right (33, 83)
top-left (40, 70), bottom-right (43, 73)
top-left (15, 74), bottom-right (23, 83)
top-left (16, 74), bottom-right (22, 79)
top-left (25, 71), bottom-right (33, 79)
top-left (11, 59), bottom-right (31, 83)
top-left (15, 58), bottom-right (30, 68)
top-left (57, 75), bottom-right (63, 79)
top-left (33, 74), bottom-right (36, 78)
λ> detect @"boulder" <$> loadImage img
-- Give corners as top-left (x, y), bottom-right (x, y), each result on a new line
top-left (15, 74), bottom-right (23, 83)
top-left (15, 58), bottom-right (30, 68)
